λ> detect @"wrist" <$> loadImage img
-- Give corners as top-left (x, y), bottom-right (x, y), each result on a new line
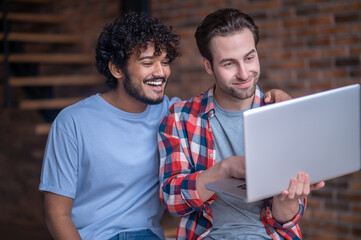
top-left (219, 159), bottom-right (231, 179)
top-left (272, 197), bottom-right (300, 224)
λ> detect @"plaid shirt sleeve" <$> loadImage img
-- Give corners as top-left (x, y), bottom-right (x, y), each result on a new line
top-left (158, 104), bottom-right (210, 216)
top-left (261, 192), bottom-right (307, 239)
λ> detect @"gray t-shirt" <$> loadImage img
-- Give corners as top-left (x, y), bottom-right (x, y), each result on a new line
top-left (205, 97), bottom-right (271, 240)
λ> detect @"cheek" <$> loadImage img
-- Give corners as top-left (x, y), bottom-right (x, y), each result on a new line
top-left (164, 66), bottom-right (171, 77)
top-left (135, 70), bottom-right (150, 81)
top-left (252, 60), bottom-right (261, 74)
top-left (215, 68), bottom-right (236, 82)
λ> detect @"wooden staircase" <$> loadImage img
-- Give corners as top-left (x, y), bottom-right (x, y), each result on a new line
top-left (2, 0), bottom-right (104, 134)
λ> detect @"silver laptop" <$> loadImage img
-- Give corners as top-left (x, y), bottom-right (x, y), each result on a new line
top-left (205, 84), bottom-right (361, 202)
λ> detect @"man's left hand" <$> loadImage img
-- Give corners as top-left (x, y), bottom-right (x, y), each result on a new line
top-left (271, 172), bottom-right (325, 223)
top-left (277, 172), bottom-right (325, 201)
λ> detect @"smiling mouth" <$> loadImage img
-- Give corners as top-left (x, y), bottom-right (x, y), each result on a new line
top-left (233, 74), bottom-right (258, 88)
top-left (145, 80), bottom-right (163, 86)
top-left (233, 79), bottom-right (252, 87)
top-left (143, 77), bottom-right (166, 87)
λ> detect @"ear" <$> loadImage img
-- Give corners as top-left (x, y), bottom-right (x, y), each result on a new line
top-left (108, 61), bottom-right (124, 79)
top-left (202, 57), bottom-right (213, 75)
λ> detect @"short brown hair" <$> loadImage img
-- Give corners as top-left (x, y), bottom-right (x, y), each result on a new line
top-left (195, 8), bottom-right (259, 65)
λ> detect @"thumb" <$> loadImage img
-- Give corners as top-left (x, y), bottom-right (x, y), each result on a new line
top-left (264, 91), bottom-right (273, 103)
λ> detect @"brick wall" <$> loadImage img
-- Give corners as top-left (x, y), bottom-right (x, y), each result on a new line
top-left (1, 0), bottom-right (360, 239)
top-left (152, 0), bottom-right (361, 99)
top-left (151, 0), bottom-right (361, 239)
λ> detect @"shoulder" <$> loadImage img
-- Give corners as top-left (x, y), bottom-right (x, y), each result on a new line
top-left (172, 92), bottom-right (205, 112)
top-left (53, 95), bottom-right (98, 130)
top-left (159, 95), bottom-right (181, 109)
top-left (164, 92), bottom-right (205, 124)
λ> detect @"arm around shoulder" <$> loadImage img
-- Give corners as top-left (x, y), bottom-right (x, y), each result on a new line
top-left (44, 192), bottom-right (81, 240)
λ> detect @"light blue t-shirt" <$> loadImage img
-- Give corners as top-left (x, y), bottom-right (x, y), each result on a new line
top-left (39, 93), bottom-right (180, 240)
top-left (205, 97), bottom-right (271, 240)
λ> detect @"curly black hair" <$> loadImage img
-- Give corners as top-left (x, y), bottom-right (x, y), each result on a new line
top-left (95, 12), bottom-right (181, 89)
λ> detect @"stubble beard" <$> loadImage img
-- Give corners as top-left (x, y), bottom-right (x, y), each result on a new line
top-left (230, 77), bottom-right (258, 100)
top-left (222, 72), bottom-right (259, 101)
top-left (123, 71), bottom-right (166, 105)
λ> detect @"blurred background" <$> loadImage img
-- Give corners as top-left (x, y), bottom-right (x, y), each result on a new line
top-left (0, 0), bottom-right (360, 239)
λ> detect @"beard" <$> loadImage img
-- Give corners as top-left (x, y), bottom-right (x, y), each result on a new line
top-left (122, 70), bottom-right (166, 105)
top-left (218, 72), bottom-right (259, 101)
top-left (230, 78), bottom-right (258, 100)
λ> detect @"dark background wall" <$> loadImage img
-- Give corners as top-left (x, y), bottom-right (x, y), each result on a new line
top-left (156, 0), bottom-right (361, 101)
top-left (0, 0), bottom-right (360, 239)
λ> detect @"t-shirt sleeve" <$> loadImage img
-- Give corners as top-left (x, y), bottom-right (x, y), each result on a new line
top-left (39, 117), bottom-right (78, 199)
top-left (170, 96), bottom-right (182, 106)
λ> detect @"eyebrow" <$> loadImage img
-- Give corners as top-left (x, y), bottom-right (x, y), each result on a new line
top-left (138, 56), bottom-right (155, 61)
top-left (219, 49), bottom-right (256, 64)
top-left (138, 55), bottom-right (170, 62)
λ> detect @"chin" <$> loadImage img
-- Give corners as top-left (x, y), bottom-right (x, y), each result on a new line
top-left (139, 96), bottom-right (164, 105)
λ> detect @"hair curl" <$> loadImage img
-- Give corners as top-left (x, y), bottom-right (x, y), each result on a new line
top-left (95, 12), bottom-right (181, 89)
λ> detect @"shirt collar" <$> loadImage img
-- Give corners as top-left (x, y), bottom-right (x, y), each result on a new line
top-left (199, 84), bottom-right (264, 117)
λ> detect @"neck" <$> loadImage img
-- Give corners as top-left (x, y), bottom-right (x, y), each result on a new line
top-left (102, 88), bottom-right (147, 113)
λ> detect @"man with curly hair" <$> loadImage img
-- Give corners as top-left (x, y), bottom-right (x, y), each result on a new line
top-left (39, 11), bottom-right (291, 240)
top-left (39, 12), bottom-right (181, 240)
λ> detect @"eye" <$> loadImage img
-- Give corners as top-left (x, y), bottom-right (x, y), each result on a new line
top-left (245, 55), bottom-right (255, 62)
top-left (161, 60), bottom-right (170, 65)
top-left (223, 62), bottom-right (232, 67)
top-left (142, 62), bottom-right (152, 66)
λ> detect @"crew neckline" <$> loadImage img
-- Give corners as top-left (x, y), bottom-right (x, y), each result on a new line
top-left (94, 93), bottom-right (151, 118)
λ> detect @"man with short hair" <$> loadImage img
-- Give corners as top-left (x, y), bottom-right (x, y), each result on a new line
top-left (158, 9), bottom-right (324, 240)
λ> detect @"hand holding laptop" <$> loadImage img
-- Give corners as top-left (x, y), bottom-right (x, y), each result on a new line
top-left (277, 172), bottom-right (325, 201)
top-left (272, 172), bottom-right (325, 223)
top-left (196, 156), bottom-right (246, 202)
top-left (204, 160), bottom-right (326, 223)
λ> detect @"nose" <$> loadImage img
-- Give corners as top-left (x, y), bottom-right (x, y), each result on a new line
top-left (153, 62), bottom-right (166, 78)
top-left (236, 64), bottom-right (249, 81)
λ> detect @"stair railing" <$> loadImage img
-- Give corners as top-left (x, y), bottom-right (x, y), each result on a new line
top-left (2, 0), bottom-right (11, 107)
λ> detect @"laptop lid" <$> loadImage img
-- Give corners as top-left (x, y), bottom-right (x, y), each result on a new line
top-left (206, 84), bottom-right (361, 202)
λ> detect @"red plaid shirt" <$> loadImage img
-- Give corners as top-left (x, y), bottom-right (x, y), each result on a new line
top-left (158, 86), bottom-right (306, 240)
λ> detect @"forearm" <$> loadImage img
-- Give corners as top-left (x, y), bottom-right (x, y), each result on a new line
top-left (44, 192), bottom-right (80, 240)
top-left (46, 215), bottom-right (81, 240)
top-left (196, 160), bottom-right (229, 202)
top-left (197, 155), bottom-right (246, 202)
top-left (161, 171), bottom-right (206, 216)
top-left (161, 156), bottom-right (237, 208)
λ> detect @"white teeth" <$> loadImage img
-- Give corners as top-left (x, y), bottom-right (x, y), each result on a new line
top-left (146, 81), bottom-right (162, 86)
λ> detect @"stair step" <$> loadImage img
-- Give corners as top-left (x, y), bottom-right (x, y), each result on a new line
top-left (10, 75), bottom-right (103, 87)
top-left (0, 13), bottom-right (66, 24)
top-left (0, 53), bottom-right (93, 64)
top-left (20, 97), bottom-right (82, 110)
top-left (35, 123), bottom-right (51, 135)
top-left (0, 32), bottom-right (81, 44)
top-left (8, 0), bottom-right (53, 3)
